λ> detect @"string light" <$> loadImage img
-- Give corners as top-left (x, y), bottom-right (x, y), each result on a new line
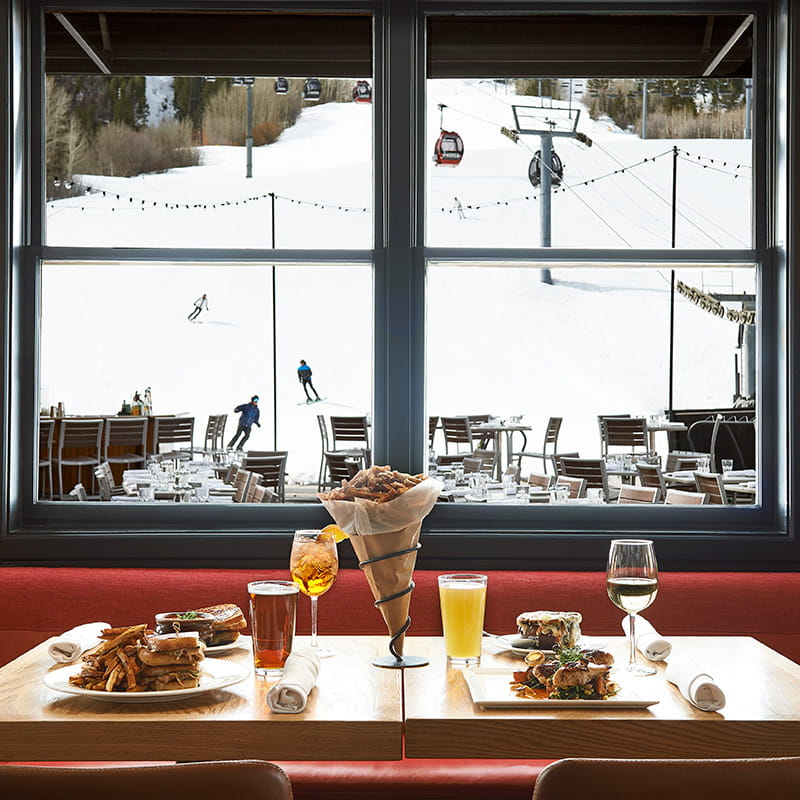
top-left (48, 178), bottom-right (372, 215)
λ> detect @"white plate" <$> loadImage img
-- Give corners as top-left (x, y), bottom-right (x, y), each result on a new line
top-left (464, 667), bottom-right (658, 709)
top-left (203, 640), bottom-right (246, 656)
top-left (488, 635), bottom-right (607, 657)
top-left (44, 658), bottom-right (249, 703)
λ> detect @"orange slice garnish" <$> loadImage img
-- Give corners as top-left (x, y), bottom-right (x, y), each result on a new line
top-left (321, 524), bottom-right (349, 542)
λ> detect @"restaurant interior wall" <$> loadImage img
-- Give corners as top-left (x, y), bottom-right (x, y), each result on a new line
top-left (0, 0), bottom-right (797, 570)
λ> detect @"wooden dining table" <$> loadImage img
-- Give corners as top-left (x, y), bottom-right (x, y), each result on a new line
top-left (3, 634), bottom-right (798, 763)
top-left (0, 636), bottom-right (402, 762)
top-left (403, 636), bottom-right (800, 760)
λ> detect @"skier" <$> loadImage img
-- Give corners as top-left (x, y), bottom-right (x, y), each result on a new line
top-left (297, 359), bottom-right (321, 403)
top-left (227, 395), bottom-right (261, 450)
top-left (188, 293), bottom-right (209, 321)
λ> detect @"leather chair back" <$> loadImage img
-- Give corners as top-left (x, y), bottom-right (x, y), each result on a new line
top-left (532, 757), bottom-right (800, 800)
top-left (0, 760), bottom-right (293, 800)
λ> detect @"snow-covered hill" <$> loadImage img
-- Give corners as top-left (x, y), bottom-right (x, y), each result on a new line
top-left (42, 80), bottom-right (754, 482)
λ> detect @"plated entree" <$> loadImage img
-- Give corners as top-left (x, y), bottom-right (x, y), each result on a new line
top-left (511, 645), bottom-right (618, 700)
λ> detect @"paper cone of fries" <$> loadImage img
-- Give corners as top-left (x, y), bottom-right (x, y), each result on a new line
top-left (319, 468), bottom-right (442, 658)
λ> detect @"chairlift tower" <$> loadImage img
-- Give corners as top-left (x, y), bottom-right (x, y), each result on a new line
top-left (512, 105), bottom-right (588, 284)
top-left (232, 77), bottom-right (255, 178)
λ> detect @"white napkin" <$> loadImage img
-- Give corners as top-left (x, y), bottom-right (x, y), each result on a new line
top-left (620, 615), bottom-right (672, 661)
top-left (47, 622), bottom-right (110, 663)
top-left (665, 655), bottom-right (726, 711)
top-left (266, 649), bottom-right (321, 713)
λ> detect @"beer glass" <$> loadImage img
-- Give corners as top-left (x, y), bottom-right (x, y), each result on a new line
top-left (247, 580), bottom-right (299, 678)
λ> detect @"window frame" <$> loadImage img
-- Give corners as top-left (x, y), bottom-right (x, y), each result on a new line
top-left (1, 0), bottom-right (798, 570)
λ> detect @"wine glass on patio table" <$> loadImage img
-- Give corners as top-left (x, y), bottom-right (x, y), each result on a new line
top-left (290, 529), bottom-right (339, 658)
top-left (606, 539), bottom-right (659, 676)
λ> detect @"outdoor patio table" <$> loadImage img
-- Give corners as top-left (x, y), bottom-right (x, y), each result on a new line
top-left (403, 636), bottom-right (800, 760)
top-left (472, 422), bottom-right (532, 479)
top-left (645, 421), bottom-right (687, 454)
top-left (0, 636), bottom-right (402, 762)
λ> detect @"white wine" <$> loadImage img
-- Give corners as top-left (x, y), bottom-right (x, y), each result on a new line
top-left (607, 577), bottom-right (658, 613)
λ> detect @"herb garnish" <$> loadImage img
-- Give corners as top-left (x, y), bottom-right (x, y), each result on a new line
top-left (176, 611), bottom-right (200, 619)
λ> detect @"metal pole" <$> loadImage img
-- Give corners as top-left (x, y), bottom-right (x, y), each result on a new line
top-left (671, 145), bottom-right (678, 247)
top-left (539, 131), bottom-right (553, 284)
top-left (568, 78), bottom-right (573, 119)
top-left (668, 146), bottom-right (678, 412)
top-left (246, 83), bottom-right (253, 179)
top-left (744, 78), bottom-right (752, 139)
top-left (271, 193), bottom-right (277, 450)
top-left (641, 79), bottom-right (648, 140)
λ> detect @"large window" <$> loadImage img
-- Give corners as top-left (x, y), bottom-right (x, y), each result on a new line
top-left (1, 1), bottom-right (797, 569)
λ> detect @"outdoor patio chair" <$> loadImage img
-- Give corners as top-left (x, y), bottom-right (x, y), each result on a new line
top-left (68, 482), bottom-right (88, 501)
top-left (325, 451), bottom-right (361, 485)
top-left (600, 416), bottom-right (650, 459)
top-left (665, 450), bottom-right (709, 472)
top-left (429, 415), bottom-right (439, 450)
top-left (246, 482), bottom-right (277, 503)
top-left (199, 414), bottom-right (227, 456)
top-left (462, 456), bottom-right (483, 474)
top-left (515, 416), bottom-right (564, 475)
top-left (664, 488), bottom-right (709, 505)
top-left (54, 418), bottom-right (104, 499)
top-left (635, 462), bottom-right (667, 501)
top-left (467, 414), bottom-right (495, 449)
top-left (553, 452), bottom-right (581, 475)
top-left (554, 475), bottom-right (587, 499)
top-left (440, 416), bottom-right (475, 454)
top-left (38, 417), bottom-right (55, 500)
top-left (103, 416), bottom-right (148, 472)
top-left (95, 461), bottom-right (125, 496)
top-left (151, 416), bottom-right (194, 461)
top-left (232, 468), bottom-right (259, 503)
top-left (528, 472), bottom-right (554, 490)
top-left (617, 484), bottom-right (659, 504)
top-left (244, 452), bottom-right (288, 503)
top-left (436, 453), bottom-right (467, 469)
top-left (329, 415), bottom-right (371, 467)
top-left (559, 457), bottom-right (614, 502)
top-left (693, 471), bottom-right (728, 504)
top-left (472, 447), bottom-right (498, 475)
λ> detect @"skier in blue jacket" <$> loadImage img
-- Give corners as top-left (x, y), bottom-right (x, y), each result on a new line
top-left (227, 395), bottom-right (261, 450)
top-left (297, 359), bottom-right (321, 403)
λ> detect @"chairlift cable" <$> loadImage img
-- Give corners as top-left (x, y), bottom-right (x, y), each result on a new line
top-left (591, 141), bottom-right (728, 248)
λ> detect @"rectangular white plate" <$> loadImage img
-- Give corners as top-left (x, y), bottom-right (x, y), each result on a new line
top-left (463, 667), bottom-right (659, 709)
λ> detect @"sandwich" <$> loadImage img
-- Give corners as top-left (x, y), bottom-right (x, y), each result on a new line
top-left (515, 611), bottom-right (582, 650)
top-left (194, 603), bottom-right (248, 646)
top-left (137, 631), bottom-right (205, 690)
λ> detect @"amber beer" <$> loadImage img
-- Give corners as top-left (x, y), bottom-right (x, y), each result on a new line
top-left (247, 580), bottom-right (299, 677)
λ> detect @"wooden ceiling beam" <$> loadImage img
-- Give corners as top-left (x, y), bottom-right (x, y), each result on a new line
top-left (53, 12), bottom-right (110, 74)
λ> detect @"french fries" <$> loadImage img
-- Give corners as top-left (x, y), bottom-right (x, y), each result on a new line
top-left (320, 464), bottom-right (427, 504)
top-left (68, 624), bottom-right (148, 692)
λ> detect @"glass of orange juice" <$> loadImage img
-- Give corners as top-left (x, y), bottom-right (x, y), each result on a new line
top-left (438, 573), bottom-right (488, 665)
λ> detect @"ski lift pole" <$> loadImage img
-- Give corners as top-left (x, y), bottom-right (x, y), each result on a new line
top-left (539, 130), bottom-right (553, 284)
top-left (246, 82), bottom-right (254, 179)
top-left (668, 145), bottom-right (678, 412)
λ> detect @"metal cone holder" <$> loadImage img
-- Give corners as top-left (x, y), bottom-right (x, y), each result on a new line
top-left (358, 543), bottom-right (429, 669)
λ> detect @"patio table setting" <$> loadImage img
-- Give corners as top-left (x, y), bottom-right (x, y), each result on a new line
top-left (116, 460), bottom-right (235, 503)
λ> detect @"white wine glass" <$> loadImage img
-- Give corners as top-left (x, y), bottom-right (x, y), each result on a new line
top-left (290, 530), bottom-right (339, 658)
top-left (607, 539), bottom-right (659, 676)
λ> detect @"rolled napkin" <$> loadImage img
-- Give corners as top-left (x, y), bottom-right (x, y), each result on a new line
top-left (266, 649), bottom-right (321, 714)
top-left (47, 621), bottom-right (110, 663)
top-left (665, 654), bottom-right (726, 711)
top-left (620, 614), bottom-right (672, 661)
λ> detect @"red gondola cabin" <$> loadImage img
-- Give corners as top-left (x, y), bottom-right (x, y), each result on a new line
top-left (352, 80), bottom-right (372, 103)
top-left (433, 130), bottom-right (464, 166)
